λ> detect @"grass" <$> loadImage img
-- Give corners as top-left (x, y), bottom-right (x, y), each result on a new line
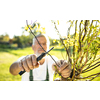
top-left (0, 52), bottom-right (21, 81)
top-left (0, 46), bottom-right (100, 81)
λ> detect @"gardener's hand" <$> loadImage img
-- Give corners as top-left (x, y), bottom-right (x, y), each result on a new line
top-left (52, 60), bottom-right (72, 78)
top-left (18, 54), bottom-right (39, 72)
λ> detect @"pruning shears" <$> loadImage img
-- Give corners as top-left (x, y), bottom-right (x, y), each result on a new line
top-left (19, 47), bottom-right (54, 75)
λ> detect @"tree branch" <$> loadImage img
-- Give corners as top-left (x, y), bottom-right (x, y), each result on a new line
top-left (76, 72), bottom-right (100, 79)
top-left (78, 20), bottom-right (83, 53)
top-left (67, 20), bottom-right (75, 36)
top-left (88, 20), bottom-right (93, 35)
top-left (73, 20), bottom-right (78, 64)
top-left (89, 74), bottom-right (100, 81)
top-left (82, 64), bottom-right (100, 73)
top-left (82, 20), bottom-right (89, 41)
top-left (82, 61), bottom-right (100, 73)
top-left (60, 38), bottom-right (72, 64)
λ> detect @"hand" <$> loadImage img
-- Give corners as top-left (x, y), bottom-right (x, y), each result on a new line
top-left (18, 54), bottom-right (39, 72)
top-left (52, 60), bottom-right (72, 78)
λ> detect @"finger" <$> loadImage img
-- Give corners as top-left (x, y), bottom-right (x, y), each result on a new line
top-left (22, 59), bottom-right (30, 72)
top-left (61, 68), bottom-right (71, 78)
top-left (26, 55), bottom-right (34, 70)
top-left (52, 64), bottom-right (59, 71)
top-left (18, 61), bottom-right (24, 71)
top-left (59, 61), bottom-right (69, 72)
top-left (61, 69), bottom-right (71, 74)
top-left (32, 54), bottom-right (37, 66)
top-left (34, 62), bottom-right (39, 68)
top-left (61, 74), bottom-right (70, 78)
top-left (56, 60), bottom-right (64, 67)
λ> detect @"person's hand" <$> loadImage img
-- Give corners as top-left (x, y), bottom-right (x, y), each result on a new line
top-left (52, 60), bottom-right (72, 78)
top-left (18, 54), bottom-right (39, 72)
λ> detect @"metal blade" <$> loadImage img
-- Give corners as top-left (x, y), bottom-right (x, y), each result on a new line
top-left (46, 47), bottom-right (54, 54)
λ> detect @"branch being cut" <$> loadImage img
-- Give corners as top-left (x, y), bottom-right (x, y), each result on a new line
top-left (26, 20), bottom-right (60, 67)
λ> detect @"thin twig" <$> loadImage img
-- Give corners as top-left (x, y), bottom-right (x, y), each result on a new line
top-left (67, 20), bottom-right (74, 57)
top-left (71, 51), bottom-right (82, 81)
top-left (89, 74), bottom-right (100, 81)
top-left (76, 72), bottom-right (100, 79)
top-left (84, 57), bottom-right (100, 71)
top-left (76, 51), bottom-right (88, 77)
top-left (88, 20), bottom-right (93, 35)
top-left (71, 20), bottom-right (80, 81)
top-left (82, 61), bottom-right (100, 73)
top-left (67, 20), bottom-right (75, 36)
top-left (82, 64), bottom-right (100, 73)
top-left (60, 38), bottom-right (72, 64)
top-left (78, 20), bottom-right (83, 53)
top-left (82, 20), bottom-right (88, 41)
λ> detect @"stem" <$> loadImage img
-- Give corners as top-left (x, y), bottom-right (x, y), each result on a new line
top-left (73, 20), bottom-right (78, 67)
top-left (67, 20), bottom-right (75, 36)
top-left (76, 51), bottom-right (88, 77)
top-left (82, 61), bottom-right (100, 73)
top-left (82, 64), bottom-right (100, 73)
top-left (54, 66), bottom-right (61, 76)
top-left (88, 20), bottom-right (93, 35)
top-left (76, 72), bottom-right (100, 79)
top-left (78, 20), bottom-right (83, 53)
top-left (67, 20), bottom-right (74, 58)
top-left (60, 38), bottom-right (72, 64)
top-left (71, 51), bottom-right (82, 81)
top-left (71, 20), bottom-right (84, 81)
top-left (89, 74), bottom-right (100, 81)
top-left (82, 20), bottom-right (88, 41)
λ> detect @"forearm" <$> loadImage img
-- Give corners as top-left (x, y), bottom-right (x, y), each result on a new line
top-left (9, 61), bottom-right (21, 76)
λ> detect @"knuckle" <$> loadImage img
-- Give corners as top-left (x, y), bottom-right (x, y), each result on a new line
top-left (32, 54), bottom-right (36, 59)
top-left (27, 59), bottom-right (32, 66)
top-left (29, 65), bottom-right (34, 69)
top-left (26, 57), bottom-right (30, 62)
top-left (32, 55), bottom-right (37, 65)
top-left (64, 61), bottom-right (68, 65)
top-left (61, 73), bottom-right (64, 76)
top-left (18, 61), bottom-right (24, 70)
top-left (22, 61), bottom-right (30, 71)
top-left (18, 61), bottom-right (22, 67)
top-left (56, 60), bottom-right (61, 66)
top-left (30, 67), bottom-right (33, 70)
